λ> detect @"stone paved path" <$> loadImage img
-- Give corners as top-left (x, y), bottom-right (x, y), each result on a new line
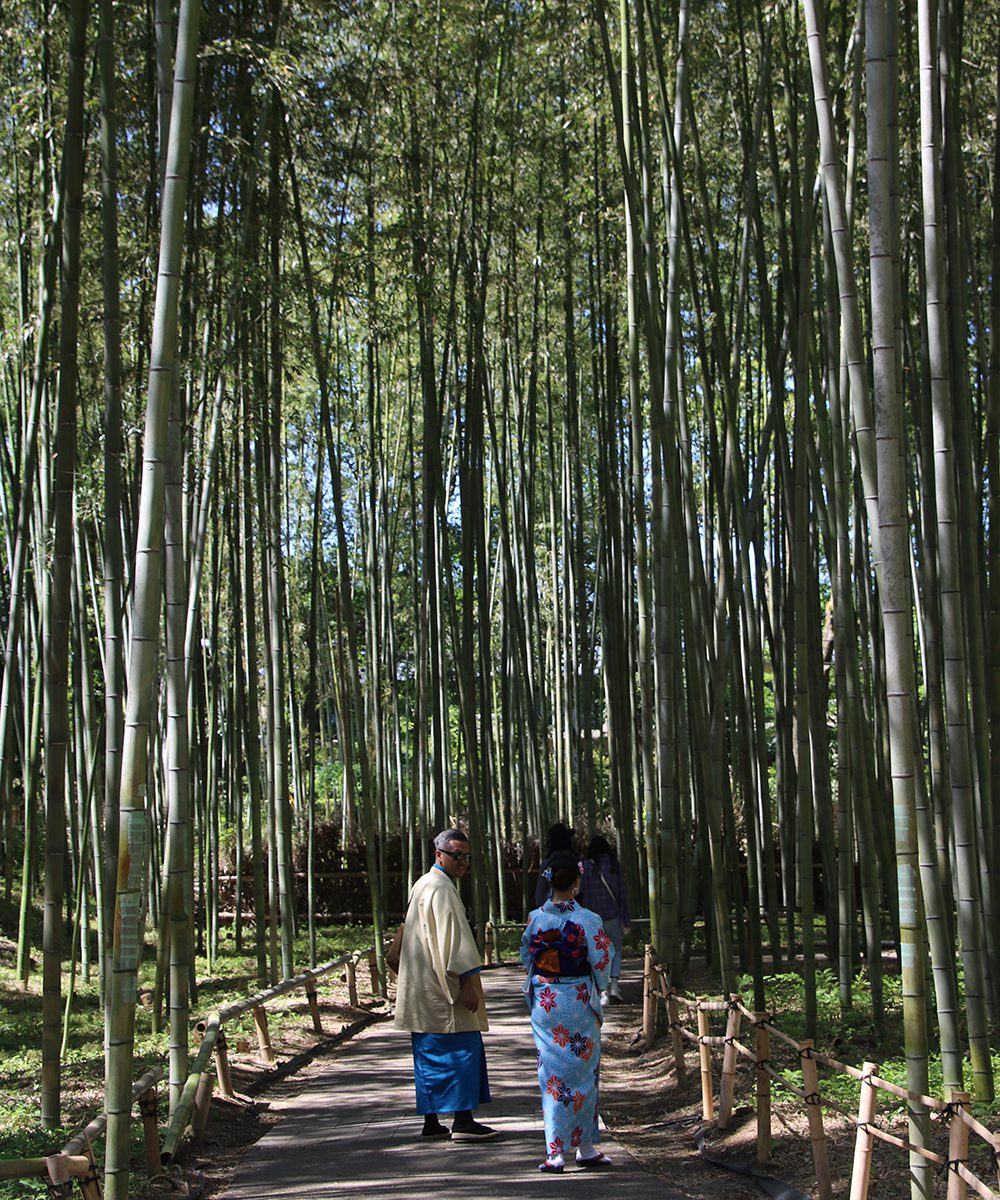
top-left (219, 960), bottom-right (677, 1198)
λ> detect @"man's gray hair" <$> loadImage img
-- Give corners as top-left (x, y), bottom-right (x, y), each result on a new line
top-left (434, 828), bottom-right (469, 851)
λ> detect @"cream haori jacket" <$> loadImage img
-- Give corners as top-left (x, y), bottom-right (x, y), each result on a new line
top-left (393, 866), bottom-right (489, 1035)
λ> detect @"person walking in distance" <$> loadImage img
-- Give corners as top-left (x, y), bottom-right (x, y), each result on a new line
top-left (393, 829), bottom-right (499, 1141)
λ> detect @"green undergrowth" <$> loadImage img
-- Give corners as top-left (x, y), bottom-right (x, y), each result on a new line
top-left (0, 920), bottom-right (377, 1197)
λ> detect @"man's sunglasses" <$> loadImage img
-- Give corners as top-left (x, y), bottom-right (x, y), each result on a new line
top-left (439, 848), bottom-right (471, 863)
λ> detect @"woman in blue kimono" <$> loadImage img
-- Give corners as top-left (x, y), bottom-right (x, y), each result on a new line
top-left (521, 850), bottom-right (613, 1172)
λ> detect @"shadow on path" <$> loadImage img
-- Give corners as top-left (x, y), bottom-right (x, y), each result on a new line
top-left (218, 963), bottom-right (682, 1198)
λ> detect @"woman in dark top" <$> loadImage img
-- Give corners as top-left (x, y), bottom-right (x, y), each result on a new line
top-left (576, 835), bottom-right (630, 1004)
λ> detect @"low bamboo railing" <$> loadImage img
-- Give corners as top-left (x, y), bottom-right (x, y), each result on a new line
top-left (642, 946), bottom-right (1000, 1200)
top-left (0, 1066), bottom-right (164, 1199)
top-left (0, 945), bottom-right (380, 1196)
top-left (162, 947), bottom-right (381, 1160)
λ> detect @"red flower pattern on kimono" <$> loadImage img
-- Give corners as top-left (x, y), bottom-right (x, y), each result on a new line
top-left (573, 1091), bottom-right (586, 1113)
top-left (594, 928), bottom-right (612, 952)
top-left (549, 1137), bottom-right (565, 1155)
top-left (575, 983), bottom-right (591, 1004)
top-left (546, 1074), bottom-right (563, 1099)
top-left (571, 1126), bottom-right (583, 1147)
top-left (538, 986), bottom-right (558, 1012)
top-left (551, 1024), bottom-right (571, 1047)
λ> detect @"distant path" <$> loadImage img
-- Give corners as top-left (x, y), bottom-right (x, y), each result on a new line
top-left (218, 960), bottom-right (683, 1198)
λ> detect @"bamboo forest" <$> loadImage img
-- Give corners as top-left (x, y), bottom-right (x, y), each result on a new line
top-left (0, 0), bottom-right (998, 1195)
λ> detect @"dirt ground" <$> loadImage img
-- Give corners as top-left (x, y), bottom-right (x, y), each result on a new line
top-left (133, 968), bottom-right (957, 1200)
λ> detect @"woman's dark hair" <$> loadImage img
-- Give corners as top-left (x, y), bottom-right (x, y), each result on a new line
top-left (548, 850), bottom-right (581, 893)
top-left (545, 822), bottom-right (576, 855)
top-left (587, 834), bottom-right (617, 864)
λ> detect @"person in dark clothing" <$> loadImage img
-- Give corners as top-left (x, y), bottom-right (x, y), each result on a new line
top-left (576, 835), bottom-right (630, 1005)
top-left (533, 822), bottom-right (577, 909)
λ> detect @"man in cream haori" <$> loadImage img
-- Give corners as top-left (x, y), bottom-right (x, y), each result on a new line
top-left (394, 829), bottom-right (499, 1141)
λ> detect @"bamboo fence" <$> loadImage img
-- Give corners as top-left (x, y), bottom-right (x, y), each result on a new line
top-left (0, 944), bottom-right (380, 1196)
top-left (641, 946), bottom-right (1000, 1200)
top-left (0, 1066), bottom-right (163, 1199)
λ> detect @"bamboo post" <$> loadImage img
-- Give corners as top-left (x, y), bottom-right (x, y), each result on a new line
top-left (717, 996), bottom-right (742, 1130)
top-left (253, 1004), bottom-right (275, 1065)
top-left (484, 921), bottom-right (494, 966)
top-left (848, 1061), bottom-right (878, 1200)
top-left (946, 1093), bottom-right (971, 1200)
top-left (138, 1086), bottom-right (163, 1177)
top-left (192, 1072), bottom-right (214, 1139)
top-left (213, 1028), bottom-right (235, 1098)
top-left (697, 1005), bottom-right (715, 1122)
top-left (667, 991), bottom-right (686, 1085)
top-left (44, 1154), bottom-right (73, 1200)
top-left (305, 975), bottom-right (323, 1033)
top-left (77, 1156), bottom-right (102, 1200)
top-left (799, 1041), bottom-right (833, 1200)
top-left (754, 1014), bottom-right (772, 1164)
top-left (346, 955), bottom-right (359, 1007)
top-left (368, 949), bottom-right (378, 994)
top-left (642, 945), bottom-right (657, 1049)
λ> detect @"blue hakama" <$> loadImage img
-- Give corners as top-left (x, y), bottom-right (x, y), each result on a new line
top-left (411, 1031), bottom-right (491, 1114)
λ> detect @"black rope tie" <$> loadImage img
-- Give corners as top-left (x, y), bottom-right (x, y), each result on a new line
top-left (755, 1058), bottom-right (772, 1071)
top-left (139, 1094), bottom-right (157, 1119)
top-left (804, 1091), bottom-right (822, 1106)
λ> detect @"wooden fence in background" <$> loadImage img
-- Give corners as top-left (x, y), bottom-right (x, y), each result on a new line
top-left (642, 947), bottom-right (1000, 1200)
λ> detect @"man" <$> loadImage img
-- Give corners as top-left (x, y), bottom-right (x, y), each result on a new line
top-left (394, 829), bottom-right (499, 1141)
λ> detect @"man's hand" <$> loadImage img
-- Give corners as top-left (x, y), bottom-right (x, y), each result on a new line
top-left (458, 977), bottom-right (480, 1012)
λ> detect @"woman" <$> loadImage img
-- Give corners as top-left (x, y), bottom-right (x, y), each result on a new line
top-left (521, 850), bottom-right (613, 1172)
top-left (577, 834), bottom-right (630, 1005)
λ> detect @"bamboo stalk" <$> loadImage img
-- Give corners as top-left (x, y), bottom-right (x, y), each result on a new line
top-left (946, 1093), bottom-right (971, 1200)
top-left (717, 996), bottom-right (741, 1129)
top-left (754, 1014), bottom-right (771, 1163)
top-left (799, 1042), bottom-right (833, 1200)
top-left (305, 976), bottom-right (323, 1034)
top-left (139, 1086), bottom-right (162, 1177)
top-left (253, 1005), bottom-right (275, 1065)
top-left (668, 991), bottom-right (686, 1084)
top-left (697, 1006), bottom-right (714, 1122)
top-left (484, 921), bottom-right (494, 966)
top-left (161, 1014), bottom-right (220, 1162)
top-left (367, 949), bottom-right (379, 994)
top-left (849, 1061), bottom-right (879, 1200)
top-left (642, 945), bottom-right (657, 1049)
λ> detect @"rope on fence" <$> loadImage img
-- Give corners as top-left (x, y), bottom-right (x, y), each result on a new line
top-left (641, 946), bottom-right (1000, 1200)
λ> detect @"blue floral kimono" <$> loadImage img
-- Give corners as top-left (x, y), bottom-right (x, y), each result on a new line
top-left (520, 900), bottom-right (612, 1158)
